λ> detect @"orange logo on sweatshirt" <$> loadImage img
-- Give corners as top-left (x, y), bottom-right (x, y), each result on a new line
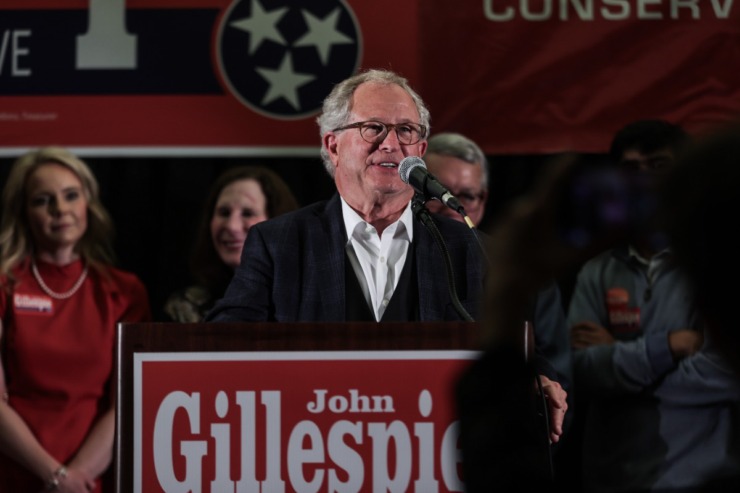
top-left (606, 287), bottom-right (640, 335)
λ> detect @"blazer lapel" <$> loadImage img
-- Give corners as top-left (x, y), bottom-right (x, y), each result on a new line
top-left (315, 194), bottom-right (347, 321)
top-left (413, 219), bottom-right (447, 321)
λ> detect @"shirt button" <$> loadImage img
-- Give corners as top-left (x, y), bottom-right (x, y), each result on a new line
top-left (380, 256), bottom-right (386, 263)
top-left (382, 299), bottom-right (389, 306)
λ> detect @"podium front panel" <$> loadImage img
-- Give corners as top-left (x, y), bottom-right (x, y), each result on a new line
top-left (116, 322), bottom-right (479, 493)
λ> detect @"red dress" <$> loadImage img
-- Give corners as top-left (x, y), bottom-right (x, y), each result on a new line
top-left (0, 257), bottom-right (151, 491)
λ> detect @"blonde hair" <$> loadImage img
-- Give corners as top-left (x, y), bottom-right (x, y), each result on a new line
top-left (0, 147), bottom-right (116, 278)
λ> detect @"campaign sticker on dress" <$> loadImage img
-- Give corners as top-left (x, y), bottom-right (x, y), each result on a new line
top-left (13, 293), bottom-right (53, 315)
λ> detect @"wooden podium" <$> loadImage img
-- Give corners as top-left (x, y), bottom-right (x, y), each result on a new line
top-left (116, 321), bottom-right (480, 493)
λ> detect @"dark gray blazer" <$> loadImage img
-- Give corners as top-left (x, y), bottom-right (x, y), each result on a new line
top-left (206, 194), bottom-right (486, 322)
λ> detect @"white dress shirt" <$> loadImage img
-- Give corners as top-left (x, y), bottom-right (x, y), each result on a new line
top-left (341, 197), bottom-right (414, 321)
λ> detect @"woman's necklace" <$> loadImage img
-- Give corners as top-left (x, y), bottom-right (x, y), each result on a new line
top-left (31, 259), bottom-right (89, 300)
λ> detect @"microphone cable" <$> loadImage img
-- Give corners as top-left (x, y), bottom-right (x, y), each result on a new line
top-left (465, 222), bottom-right (492, 271)
top-left (411, 193), bottom-right (474, 322)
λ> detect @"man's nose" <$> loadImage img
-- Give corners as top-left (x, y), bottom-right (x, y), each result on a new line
top-left (378, 127), bottom-right (402, 150)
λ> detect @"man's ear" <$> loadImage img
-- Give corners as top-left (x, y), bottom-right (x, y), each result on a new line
top-left (324, 132), bottom-right (339, 164)
top-left (418, 140), bottom-right (428, 156)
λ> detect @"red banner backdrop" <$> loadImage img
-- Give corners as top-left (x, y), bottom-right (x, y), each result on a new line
top-left (418, 1), bottom-right (740, 153)
top-left (1, 0), bottom-right (738, 155)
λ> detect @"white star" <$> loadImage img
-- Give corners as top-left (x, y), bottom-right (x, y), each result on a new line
top-left (256, 52), bottom-right (316, 110)
top-left (294, 8), bottom-right (354, 65)
top-left (230, 0), bottom-right (288, 55)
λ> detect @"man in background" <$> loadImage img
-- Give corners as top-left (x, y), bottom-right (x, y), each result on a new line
top-left (423, 132), bottom-right (489, 227)
top-left (568, 119), bottom-right (740, 492)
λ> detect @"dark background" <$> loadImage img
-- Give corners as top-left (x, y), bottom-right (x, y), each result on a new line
top-left (0, 152), bottom-right (590, 320)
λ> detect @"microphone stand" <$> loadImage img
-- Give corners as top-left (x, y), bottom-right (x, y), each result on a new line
top-left (411, 193), bottom-right (475, 322)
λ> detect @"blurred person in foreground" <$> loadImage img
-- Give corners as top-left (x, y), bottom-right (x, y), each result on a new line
top-left (424, 131), bottom-right (573, 438)
top-left (0, 147), bottom-right (151, 492)
top-left (664, 123), bottom-right (740, 375)
top-left (163, 165), bottom-right (298, 322)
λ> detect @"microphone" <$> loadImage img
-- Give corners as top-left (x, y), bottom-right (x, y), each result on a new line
top-left (398, 156), bottom-right (464, 214)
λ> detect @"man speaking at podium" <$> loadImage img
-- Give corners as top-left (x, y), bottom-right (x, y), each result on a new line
top-left (205, 68), bottom-right (568, 445)
top-left (206, 69), bottom-right (485, 324)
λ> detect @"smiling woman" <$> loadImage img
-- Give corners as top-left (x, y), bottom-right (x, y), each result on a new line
top-left (162, 165), bottom-right (298, 323)
top-left (0, 146), bottom-right (151, 492)
top-left (210, 178), bottom-right (269, 269)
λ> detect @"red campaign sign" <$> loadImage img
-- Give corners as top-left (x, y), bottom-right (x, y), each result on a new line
top-left (134, 350), bottom-right (476, 492)
top-left (2, 1), bottom-right (739, 155)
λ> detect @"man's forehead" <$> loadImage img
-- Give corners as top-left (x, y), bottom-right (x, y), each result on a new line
top-left (350, 82), bottom-right (418, 117)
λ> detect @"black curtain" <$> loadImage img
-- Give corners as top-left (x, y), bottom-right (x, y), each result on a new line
top-left (0, 153), bottom-right (586, 320)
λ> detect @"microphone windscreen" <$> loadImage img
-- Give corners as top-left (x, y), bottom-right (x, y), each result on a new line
top-left (398, 156), bottom-right (426, 184)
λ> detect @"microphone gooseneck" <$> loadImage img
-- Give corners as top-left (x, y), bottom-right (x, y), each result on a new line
top-left (399, 157), bottom-right (462, 212)
top-left (399, 156), bottom-right (475, 228)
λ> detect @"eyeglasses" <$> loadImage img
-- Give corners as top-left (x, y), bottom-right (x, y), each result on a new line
top-left (455, 191), bottom-right (486, 207)
top-left (332, 121), bottom-right (427, 145)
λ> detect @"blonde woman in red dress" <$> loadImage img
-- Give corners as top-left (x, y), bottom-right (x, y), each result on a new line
top-left (0, 147), bottom-right (151, 492)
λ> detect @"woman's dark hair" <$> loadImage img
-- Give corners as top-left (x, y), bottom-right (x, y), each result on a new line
top-left (189, 166), bottom-right (298, 294)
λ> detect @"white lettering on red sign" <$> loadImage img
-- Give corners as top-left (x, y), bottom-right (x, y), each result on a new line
top-left (307, 389), bottom-right (395, 414)
top-left (483, 0), bottom-right (735, 21)
top-left (151, 389), bottom-right (463, 493)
